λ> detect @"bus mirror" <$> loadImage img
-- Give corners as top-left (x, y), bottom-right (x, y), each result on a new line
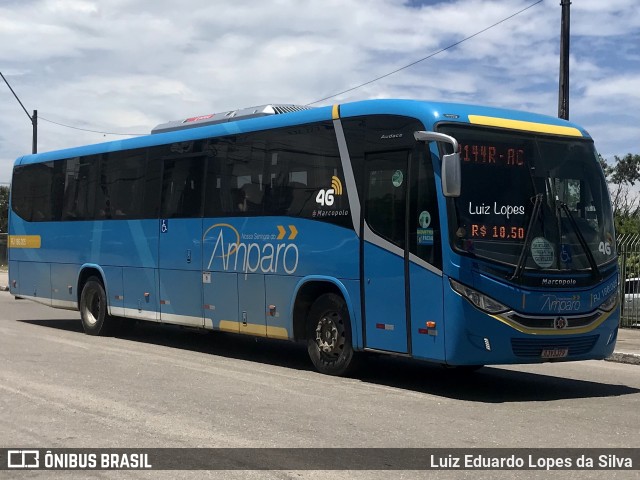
top-left (414, 130), bottom-right (461, 197)
top-left (441, 152), bottom-right (461, 198)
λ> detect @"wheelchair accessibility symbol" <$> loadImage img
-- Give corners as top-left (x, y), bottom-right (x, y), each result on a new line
top-left (161, 219), bottom-right (168, 234)
top-left (560, 244), bottom-right (572, 264)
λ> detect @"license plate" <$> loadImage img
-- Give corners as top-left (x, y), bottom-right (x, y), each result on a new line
top-left (541, 347), bottom-right (569, 359)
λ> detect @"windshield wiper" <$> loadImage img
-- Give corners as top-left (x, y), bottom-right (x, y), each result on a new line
top-left (558, 202), bottom-right (601, 280)
top-left (510, 193), bottom-right (544, 281)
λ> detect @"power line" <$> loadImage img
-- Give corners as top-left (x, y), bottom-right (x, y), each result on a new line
top-left (3, 71), bottom-right (144, 137)
top-left (39, 116), bottom-right (146, 136)
top-left (1, 71), bottom-right (38, 153)
top-left (306, 0), bottom-right (544, 105)
top-left (0, 72), bottom-right (32, 121)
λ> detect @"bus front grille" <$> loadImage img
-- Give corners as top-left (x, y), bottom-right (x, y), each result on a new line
top-left (511, 335), bottom-right (599, 358)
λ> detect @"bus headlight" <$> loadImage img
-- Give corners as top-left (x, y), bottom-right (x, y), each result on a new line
top-left (599, 292), bottom-right (618, 312)
top-left (450, 279), bottom-right (509, 314)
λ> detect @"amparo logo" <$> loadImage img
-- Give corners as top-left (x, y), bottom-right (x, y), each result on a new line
top-left (541, 294), bottom-right (581, 313)
top-left (204, 223), bottom-right (299, 275)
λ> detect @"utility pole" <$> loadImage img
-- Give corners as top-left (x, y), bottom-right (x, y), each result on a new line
top-left (0, 71), bottom-right (38, 153)
top-left (558, 0), bottom-right (571, 120)
top-left (32, 109), bottom-right (38, 154)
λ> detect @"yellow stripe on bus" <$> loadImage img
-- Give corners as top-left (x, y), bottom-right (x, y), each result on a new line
top-left (332, 104), bottom-right (340, 120)
top-left (490, 308), bottom-right (613, 336)
top-left (468, 115), bottom-right (583, 137)
top-left (219, 320), bottom-right (289, 339)
top-left (8, 235), bottom-right (41, 248)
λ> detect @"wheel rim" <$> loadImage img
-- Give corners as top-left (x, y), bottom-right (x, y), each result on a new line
top-left (314, 311), bottom-right (345, 361)
top-left (84, 288), bottom-right (100, 326)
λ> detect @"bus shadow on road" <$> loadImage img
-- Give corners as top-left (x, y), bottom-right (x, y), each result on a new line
top-left (354, 354), bottom-right (640, 403)
top-left (20, 318), bottom-right (85, 333)
top-left (19, 317), bottom-right (314, 371)
top-left (20, 317), bottom-right (640, 403)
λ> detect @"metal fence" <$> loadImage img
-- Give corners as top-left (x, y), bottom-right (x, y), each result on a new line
top-left (0, 233), bottom-right (6, 266)
top-left (618, 234), bottom-right (640, 328)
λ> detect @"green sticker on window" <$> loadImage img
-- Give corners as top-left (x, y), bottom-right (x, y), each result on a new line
top-left (392, 170), bottom-right (404, 187)
top-left (417, 228), bottom-right (434, 245)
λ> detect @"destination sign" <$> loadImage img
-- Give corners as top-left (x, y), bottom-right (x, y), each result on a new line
top-left (460, 142), bottom-right (527, 167)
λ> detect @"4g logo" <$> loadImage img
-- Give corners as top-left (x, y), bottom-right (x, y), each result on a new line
top-left (316, 176), bottom-right (343, 207)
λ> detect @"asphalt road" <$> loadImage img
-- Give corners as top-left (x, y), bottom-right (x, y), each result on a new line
top-left (1, 291), bottom-right (639, 479)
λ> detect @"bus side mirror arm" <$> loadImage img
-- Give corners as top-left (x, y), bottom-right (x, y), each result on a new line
top-left (414, 131), bottom-right (461, 198)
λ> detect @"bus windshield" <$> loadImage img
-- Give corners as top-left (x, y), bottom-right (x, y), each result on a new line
top-left (438, 125), bottom-right (616, 275)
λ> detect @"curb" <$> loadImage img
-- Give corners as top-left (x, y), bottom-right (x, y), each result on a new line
top-left (605, 352), bottom-right (640, 366)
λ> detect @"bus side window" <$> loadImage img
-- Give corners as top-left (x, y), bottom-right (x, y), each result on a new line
top-left (11, 162), bottom-right (63, 222)
top-left (97, 150), bottom-right (146, 219)
top-left (160, 157), bottom-right (205, 218)
top-left (409, 147), bottom-right (442, 269)
top-left (286, 181), bottom-right (309, 216)
top-left (203, 140), bottom-right (228, 217)
top-left (209, 138), bottom-right (266, 216)
top-left (62, 156), bottom-right (100, 221)
top-left (240, 182), bottom-right (264, 212)
top-left (266, 122), bottom-right (346, 223)
top-left (364, 151), bottom-right (408, 249)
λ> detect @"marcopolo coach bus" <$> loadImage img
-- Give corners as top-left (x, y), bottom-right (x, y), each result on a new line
top-left (8, 99), bottom-right (619, 375)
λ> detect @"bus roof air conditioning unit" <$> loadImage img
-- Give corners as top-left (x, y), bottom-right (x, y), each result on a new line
top-left (151, 104), bottom-right (314, 134)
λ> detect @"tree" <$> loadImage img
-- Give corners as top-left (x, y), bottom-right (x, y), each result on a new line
top-left (600, 153), bottom-right (640, 235)
top-left (0, 185), bottom-right (8, 233)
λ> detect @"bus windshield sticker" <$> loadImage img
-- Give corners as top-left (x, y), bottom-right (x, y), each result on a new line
top-left (419, 211), bottom-right (431, 228)
top-left (531, 237), bottom-right (554, 268)
top-left (392, 170), bottom-right (404, 187)
top-left (560, 244), bottom-right (572, 265)
top-left (417, 228), bottom-right (434, 246)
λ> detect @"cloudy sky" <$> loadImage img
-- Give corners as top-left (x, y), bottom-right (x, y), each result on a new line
top-left (1, 0), bottom-right (638, 184)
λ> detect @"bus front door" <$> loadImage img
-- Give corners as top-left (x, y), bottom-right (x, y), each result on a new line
top-left (362, 147), bottom-right (445, 361)
top-left (362, 150), bottom-right (410, 354)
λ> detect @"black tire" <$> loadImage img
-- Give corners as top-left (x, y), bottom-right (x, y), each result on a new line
top-left (79, 276), bottom-right (113, 336)
top-left (307, 293), bottom-right (358, 376)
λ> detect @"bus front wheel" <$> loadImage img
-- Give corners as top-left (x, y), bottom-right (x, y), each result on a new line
top-left (307, 293), bottom-right (357, 376)
top-left (80, 276), bottom-right (112, 336)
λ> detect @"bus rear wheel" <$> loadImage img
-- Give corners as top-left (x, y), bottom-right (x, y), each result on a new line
top-left (80, 276), bottom-right (113, 336)
top-left (307, 293), bottom-right (357, 376)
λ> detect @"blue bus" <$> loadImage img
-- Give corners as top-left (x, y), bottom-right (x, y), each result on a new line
top-left (8, 99), bottom-right (619, 375)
